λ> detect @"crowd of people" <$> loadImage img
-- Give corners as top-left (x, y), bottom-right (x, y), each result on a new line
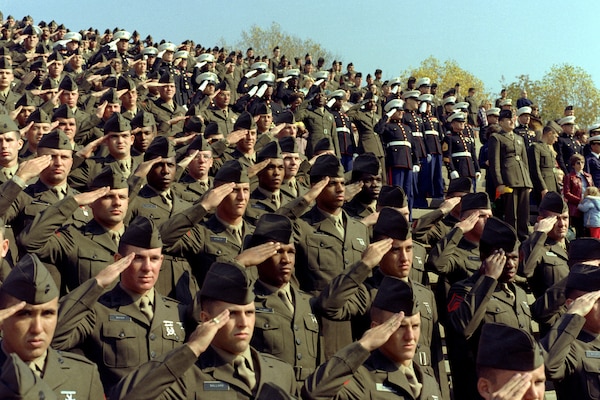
top-left (0, 12), bottom-right (598, 400)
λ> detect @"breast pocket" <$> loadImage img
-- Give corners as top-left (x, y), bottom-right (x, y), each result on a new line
top-left (102, 322), bottom-right (141, 368)
top-left (77, 247), bottom-right (113, 286)
top-left (306, 235), bottom-right (337, 271)
top-left (582, 357), bottom-right (600, 400)
top-left (487, 301), bottom-right (509, 324)
top-left (303, 314), bottom-right (320, 358)
top-left (254, 315), bottom-right (284, 356)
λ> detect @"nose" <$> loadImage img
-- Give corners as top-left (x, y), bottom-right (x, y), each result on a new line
top-left (29, 315), bottom-right (43, 334)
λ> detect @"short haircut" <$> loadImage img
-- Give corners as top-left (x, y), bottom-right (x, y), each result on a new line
top-left (570, 153), bottom-right (584, 166)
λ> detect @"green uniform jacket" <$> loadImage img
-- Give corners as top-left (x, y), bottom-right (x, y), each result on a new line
top-left (111, 344), bottom-right (297, 400)
top-left (0, 347), bottom-right (104, 400)
top-left (146, 98), bottom-right (186, 137)
top-left (20, 197), bottom-right (117, 294)
top-left (294, 105), bottom-right (339, 159)
top-left (412, 209), bottom-right (459, 250)
top-left (68, 154), bottom-right (143, 192)
top-left (529, 141), bottom-right (559, 195)
top-left (317, 261), bottom-right (448, 399)
top-left (519, 231), bottom-right (569, 299)
top-left (252, 280), bottom-right (321, 383)
top-left (53, 279), bottom-right (188, 395)
top-left (160, 203), bottom-right (255, 287)
top-left (488, 131), bottom-right (533, 189)
top-left (347, 107), bottom-right (384, 158)
top-left (245, 187), bottom-right (295, 226)
top-left (302, 342), bottom-right (442, 400)
top-left (201, 105), bottom-right (238, 136)
top-left (541, 313), bottom-right (600, 400)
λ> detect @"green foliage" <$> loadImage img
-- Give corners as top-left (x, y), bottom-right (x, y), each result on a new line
top-left (233, 22), bottom-right (336, 66)
top-left (400, 56), bottom-right (487, 103)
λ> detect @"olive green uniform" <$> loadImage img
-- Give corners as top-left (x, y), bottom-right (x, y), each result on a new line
top-left (53, 279), bottom-right (188, 395)
top-left (145, 98), bottom-right (186, 137)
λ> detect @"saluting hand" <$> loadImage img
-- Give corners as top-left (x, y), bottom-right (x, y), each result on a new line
top-left (487, 372), bottom-right (532, 400)
top-left (235, 242), bottom-right (281, 267)
top-left (344, 181), bottom-right (364, 201)
top-left (73, 186), bottom-right (110, 206)
top-left (0, 301), bottom-right (26, 329)
top-left (133, 156), bottom-right (163, 178)
top-left (360, 211), bottom-right (380, 227)
top-left (455, 212), bottom-right (479, 234)
top-left (15, 155), bottom-right (52, 182)
top-left (534, 216), bottom-right (557, 234)
top-left (482, 249), bottom-right (506, 280)
top-left (248, 159), bottom-right (270, 178)
top-left (200, 182), bottom-right (235, 212)
top-left (358, 312), bottom-right (404, 352)
top-left (566, 290), bottom-right (600, 317)
top-left (439, 197), bottom-right (461, 215)
top-left (304, 176), bottom-right (329, 204)
top-left (187, 309), bottom-right (230, 357)
top-left (361, 238), bottom-right (393, 269)
top-left (95, 253), bottom-right (136, 289)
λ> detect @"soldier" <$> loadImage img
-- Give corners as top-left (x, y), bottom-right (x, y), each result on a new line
top-left (278, 154), bottom-right (369, 358)
top-left (226, 111), bottom-right (258, 169)
top-left (377, 99), bottom-right (418, 212)
top-left (519, 192), bottom-right (570, 300)
top-left (555, 115), bottom-right (581, 173)
top-left (52, 217), bottom-right (188, 395)
top-left (0, 57), bottom-right (20, 112)
top-left (529, 125), bottom-right (560, 206)
top-left (326, 89), bottom-right (355, 171)
top-left (443, 111), bottom-right (480, 191)
top-left (488, 109), bottom-right (533, 240)
top-left (513, 106), bottom-right (537, 149)
top-left (447, 217), bottom-right (532, 400)
top-left (145, 72), bottom-right (186, 137)
top-left (245, 141), bottom-right (294, 225)
top-left (130, 110), bottom-right (157, 155)
top-left (174, 135), bottom-right (214, 203)
top-left (235, 213), bottom-right (321, 385)
top-left (160, 160), bottom-right (255, 286)
top-left (0, 115), bottom-right (23, 183)
top-left (200, 80), bottom-right (238, 136)
top-left (303, 276), bottom-right (443, 399)
top-left (111, 260), bottom-right (297, 399)
top-left (542, 264), bottom-right (600, 399)
top-left (419, 93), bottom-right (445, 201)
top-left (476, 323), bottom-right (546, 400)
top-left (343, 153), bottom-right (382, 220)
top-left (294, 88), bottom-right (338, 159)
top-left (117, 76), bottom-right (139, 120)
top-left (279, 136), bottom-right (309, 199)
top-left (0, 254), bottom-right (103, 399)
top-left (20, 167), bottom-right (128, 293)
top-left (18, 109), bottom-right (52, 160)
top-left (252, 102), bottom-right (275, 152)
top-left (347, 92), bottom-right (385, 178)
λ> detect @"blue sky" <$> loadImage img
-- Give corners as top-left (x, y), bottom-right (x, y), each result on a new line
top-left (3, 0), bottom-right (600, 96)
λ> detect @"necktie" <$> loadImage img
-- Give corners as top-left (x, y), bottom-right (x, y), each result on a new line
top-left (3, 169), bottom-right (13, 180)
top-left (335, 217), bottom-right (345, 239)
top-left (234, 356), bottom-right (256, 390)
top-left (501, 283), bottom-right (515, 304)
top-left (52, 187), bottom-right (65, 200)
top-left (28, 362), bottom-right (42, 378)
top-left (400, 364), bottom-right (422, 398)
top-left (232, 226), bottom-right (243, 245)
top-left (288, 180), bottom-right (298, 197)
top-left (139, 295), bottom-right (154, 322)
top-left (119, 160), bottom-right (131, 177)
top-left (271, 193), bottom-right (280, 209)
top-left (161, 192), bottom-right (173, 210)
top-left (111, 231), bottom-right (121, 244)
top-left (277, 289), bottom-right (294, 313)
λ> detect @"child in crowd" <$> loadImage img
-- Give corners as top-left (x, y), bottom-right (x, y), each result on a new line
top-left (579, 186), bottom-right (600, 238)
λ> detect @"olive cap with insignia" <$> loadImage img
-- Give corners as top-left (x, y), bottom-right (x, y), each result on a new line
top-left (233, 111), bottom-right (256, 131)
top-left (310, 154), bottom-right (344, 183)
top-left (214, 80), bottom-right (230, 92)
top-left (104, 112), bottom-right (130, 134)
top-left (16, 92), bottom-right (36, 108)
top-left (568, 238), bottom-right (600, 267)
top-left (52, 104), bottom-right (76, 120)
top-left (313, 137), bottom-right (334, 154)
top-left (47, 50), bottom-right (63, 64)
top-left (158, 72), bottom-right (175, 84)
top-left (100, 88), bottom-right (121, 105)
top-left (480, 217), bottom-right (518, 255)
top-left (374, 207), bottom-right (411, 240)
top-left (0, 57), bottom-right (12, 70)
top-left (447, 177), bottom-right (472, 194)
top-left (251, 102), bottom-right (271, 117)
top-left (372, 276), bottom-right (419, 316)
top-left (214, 160), bottom-right (249, 184)
top-left (203, 121), bottom-right (219, 138)
top-left (256, 140), bottom-right (282, 162)
top-left (477, 323), bottom-right (544, 371)
top-left (144, 136), bottom-right (175, 161)
top-left (0, 353), bottom-right (58, 400)
top-left (539, 191), bottom-right (567, 214)
top-left (274, 110), bottom-right (294, 125)
top-left (41, 78), bottom-right (58, 91)
top-left (184, 116), bottom-right (203, 133)
top-left (26, 108), bottom-right (51, 125)
top-left (279, 136), bottom-right (298, 153)
top-left (37, 129), bottom-right (71, 150)
top-left (351, 153), bottom-right (380, 181)
top-left (461, 192), bottom-right (490, 212)
top-left (89, 165), bottom-right (128, 189)
top-left (58, 75), bottom-right (78, 92)
top-left (130, 111), bottom-right (155, 129)
top-left (120, 216), bottom-right (162, 249)
top-left (0, 115), bottom-right (19, 134)
top-left (200, 261), bottom-right (254, 305)
top-left (187, 135), bottom-right (211, 152)
top-left (0, 254), bottom-right (59, 304)
top-left (378, 186), bottom-right (408, 208)
top-left (566, 263), bottom-right (600, 292)
top-left (248, 213), bottom-right (293, 247)
top-left (117, 76), bottom-right (136, 91)
top-left (499, 109), bottom-right (513, 120)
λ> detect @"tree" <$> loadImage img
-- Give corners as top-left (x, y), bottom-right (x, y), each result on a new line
top-left (233, 22), bottom-right (336, 67)
top-left (399, 56), bottom-right (488, 103)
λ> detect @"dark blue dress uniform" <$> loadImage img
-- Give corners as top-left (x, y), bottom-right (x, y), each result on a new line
top-left (402, 110), bottom-right (428, 207)
top-left (443, 130), bottom-right (480, 182)
top-left (555, 133), bottom-right (582, 173)
top-left (378, 119), bottom-right (418, 210)
top-left (514, 123), bottom-right (537, 149)
top-left (421, 110), bottom-right (445, 199)
top-left (330, 108), bottom-right (356, 171)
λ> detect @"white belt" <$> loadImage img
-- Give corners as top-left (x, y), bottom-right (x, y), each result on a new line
top-left (451, 151), bottom-right (472, 157)
top-left (336, 127), bottom-right (351, 133)
top-left (425, 130), bottom-right (439, 135)
top-left (387, 140), bottom-right (412, 148)
top-left (412, 131), bottom-right (423, 137)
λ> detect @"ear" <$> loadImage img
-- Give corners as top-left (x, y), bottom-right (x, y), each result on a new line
top-left (199, 310), bottom-right (211, 323)
top-left (477, 377), bottom-right (492, 399)
top-left (0, 238), bottom-right (8, 258)
top-left (114, 253), bottom-right (123, 262)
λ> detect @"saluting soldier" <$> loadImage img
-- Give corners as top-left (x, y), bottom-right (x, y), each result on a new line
top-left (174, 134), bottom-right (215, 203)
top-left (279, 136), bottom-right (310, 200)
top-left (343, 153), bottom-right (382, 220)
top-left (200, 79), bottom-right (238, 136)
top-left (326, 89), bottom-right (355, 171)
top-left (52, 217), bottom-right (188, 395)
top-left (529, 125), bottom-right (560, 206)
top-left (294, 88), bottom-right (338, 159)
top-left (111, 260), bottom-right (297, 399)
top-left (145, 72), bottom-right (186, 137)
top-left (0, 254), bottom-right (103, 399)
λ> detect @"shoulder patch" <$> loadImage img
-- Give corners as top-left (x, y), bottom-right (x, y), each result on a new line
top-left (447, 293), bottom-right (464, 313)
